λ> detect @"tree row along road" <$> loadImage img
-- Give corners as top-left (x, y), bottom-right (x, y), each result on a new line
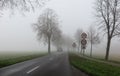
top-left (0, 52), bottom-right (73, 76)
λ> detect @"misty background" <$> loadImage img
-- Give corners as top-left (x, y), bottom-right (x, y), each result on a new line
top-left (0, 0), bottom-right (120, 60)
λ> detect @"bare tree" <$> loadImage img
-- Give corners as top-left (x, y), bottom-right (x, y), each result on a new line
top-left (75, 29), bottom-right (83, 53)
top-left (33, 8), bottom-right (59, 54)
top-left (95, 0), bottom-right (120, 60)
top-left (88, 25), bottom-right (100, 57)
top-left (51, 26), bottom-right (63, 51)
top-left (62, 35), bottom-right (74, 51)
top-left (53, 33), bottom-right (75, 52)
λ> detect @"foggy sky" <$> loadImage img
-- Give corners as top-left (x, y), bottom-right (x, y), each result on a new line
top-left (0, 0), bottom-right (120, 58)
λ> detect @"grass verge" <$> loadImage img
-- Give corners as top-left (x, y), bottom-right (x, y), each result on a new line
top-left (69, 54), bottom-right (120, 76)
top-left (0, 53), bottom-right (47, 68)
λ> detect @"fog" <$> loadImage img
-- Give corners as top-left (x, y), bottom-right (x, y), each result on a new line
top-left (0, 0), bottom-right (120, 60)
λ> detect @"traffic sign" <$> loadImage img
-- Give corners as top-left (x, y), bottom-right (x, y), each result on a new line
top-left (81, 32), bottom-right (87, 51)
top-left (81, 32), bottom-right (87, 39)
top-left (81, 39), bottom-right (87, 45)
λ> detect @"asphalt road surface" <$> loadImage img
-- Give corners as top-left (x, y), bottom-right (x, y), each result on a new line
top-left (0, 52), bottom-right (72, 76)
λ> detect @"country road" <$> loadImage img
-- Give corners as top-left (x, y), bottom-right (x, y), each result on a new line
top-left (0, 52), bottom-right (72, 76)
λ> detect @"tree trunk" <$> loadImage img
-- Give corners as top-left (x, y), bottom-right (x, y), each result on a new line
top-left (80, 45), bottom-right (82, 54)
top-left (105, 37), bottom-right (111, 60)
top-left (48, 37), bottom-right (51, 54)
top-left (78, 41), bottom-right (80, 53)
top-left (90, 41), bottom-right (92, 57)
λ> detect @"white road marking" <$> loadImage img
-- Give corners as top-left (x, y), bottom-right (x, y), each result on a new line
top-left (27, 66), bottom-right (39, 74)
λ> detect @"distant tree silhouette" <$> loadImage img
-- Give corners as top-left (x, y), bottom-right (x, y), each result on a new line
top-left (75, 29), bottom-right (83, 53)
top-left (88, 25), bottom-right (100, 57)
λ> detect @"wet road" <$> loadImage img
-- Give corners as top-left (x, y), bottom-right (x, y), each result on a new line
top-left (0, 52), bottom-right (72, 76)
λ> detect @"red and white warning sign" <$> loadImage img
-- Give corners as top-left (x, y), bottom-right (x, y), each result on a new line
top-left (81, 39), bottom-right (87, 45)
top-left (81, 32), bottom-right (87, 50)
top-left (81, 32), bottom-right (87, 39)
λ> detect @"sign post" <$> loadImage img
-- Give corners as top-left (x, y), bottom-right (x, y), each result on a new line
top-left (81, 32), bottom-right (87, 55)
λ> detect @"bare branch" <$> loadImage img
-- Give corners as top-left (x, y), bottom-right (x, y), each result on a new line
top-left (0, 0), bottom-right (49, 15)
top-left (95, 0), bottom-right (120, 60)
